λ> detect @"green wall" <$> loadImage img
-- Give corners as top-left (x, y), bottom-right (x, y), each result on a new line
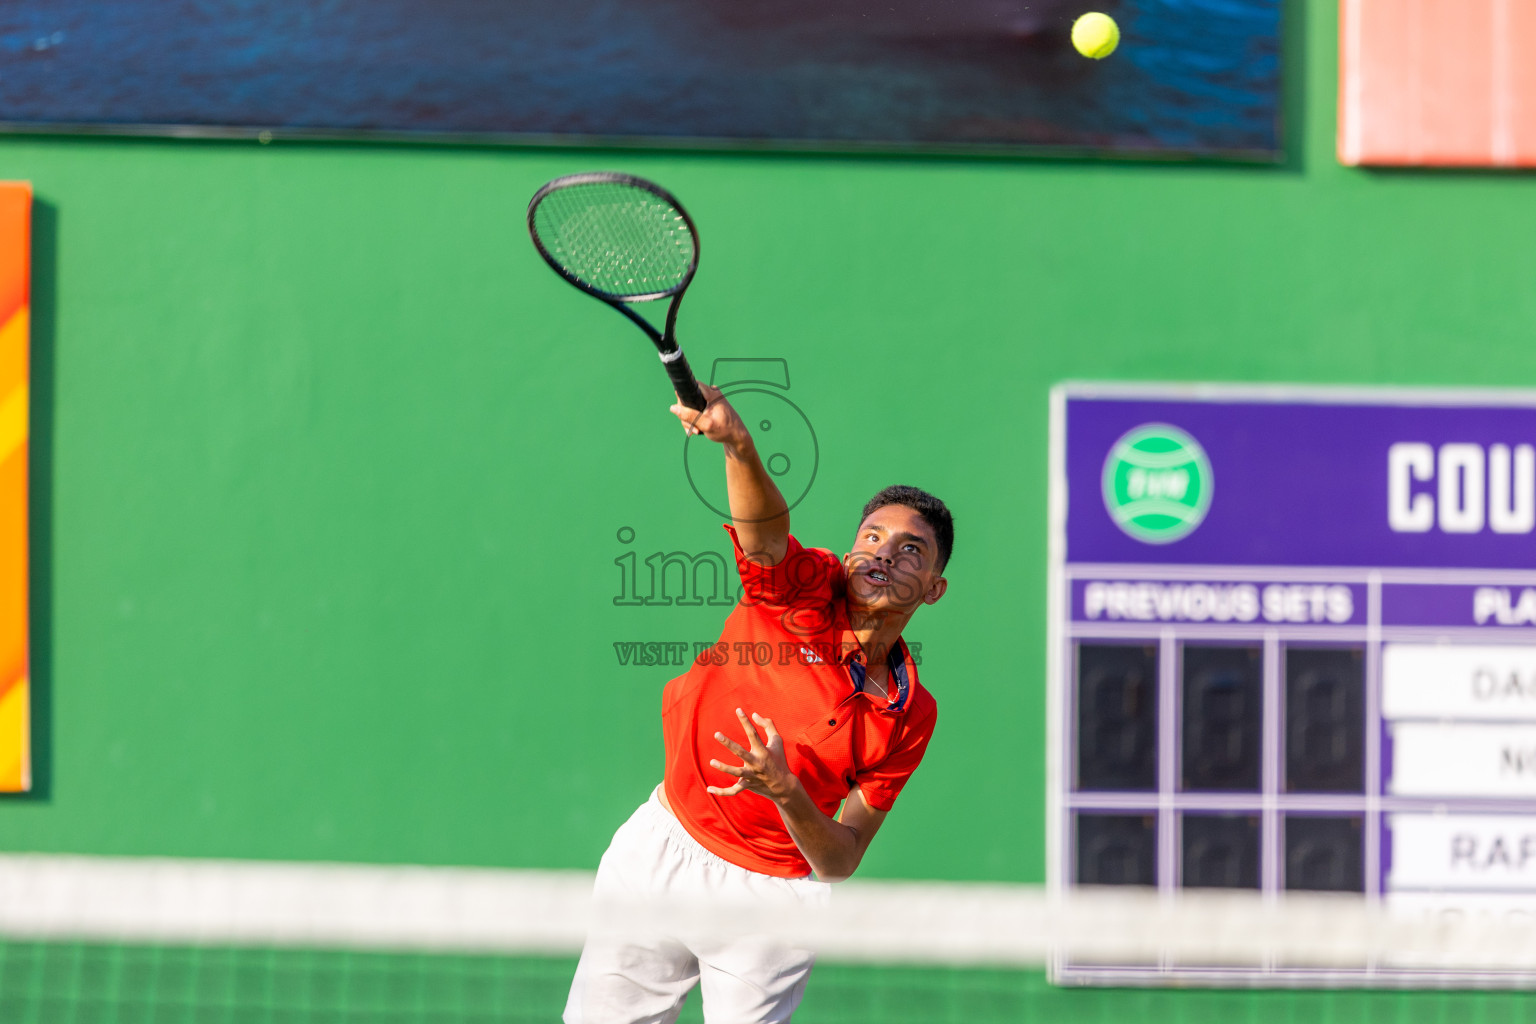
top-left (5, 0), bottom-right (1536, 896)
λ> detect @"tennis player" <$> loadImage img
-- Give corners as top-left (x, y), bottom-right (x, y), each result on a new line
top-left (564, 382), bottom-right (951, 1024)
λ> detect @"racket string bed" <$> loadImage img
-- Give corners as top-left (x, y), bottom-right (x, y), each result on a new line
top-left (532, 183), bottom-right (694, 299)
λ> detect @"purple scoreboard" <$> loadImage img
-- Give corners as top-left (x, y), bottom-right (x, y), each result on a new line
top-left (1049, 383), bottom-right (1536, 986)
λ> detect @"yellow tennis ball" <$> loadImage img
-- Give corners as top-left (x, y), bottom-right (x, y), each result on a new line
top-left (1072, 12), bottom-right (1120, 59)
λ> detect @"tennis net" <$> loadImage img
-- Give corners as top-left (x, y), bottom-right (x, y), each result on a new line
top-left (1, 854), bottom-right (1533, 1023)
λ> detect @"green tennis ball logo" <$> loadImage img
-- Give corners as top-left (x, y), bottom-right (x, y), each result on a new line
top-left (1101, 424), bottom-right (1212, 544)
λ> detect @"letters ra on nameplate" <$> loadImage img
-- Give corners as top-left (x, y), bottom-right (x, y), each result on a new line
top-left (1048, 383), bottom-right (1536, 989)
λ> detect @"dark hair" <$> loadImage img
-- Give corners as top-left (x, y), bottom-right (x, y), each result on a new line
top-left (859, 485), bottom-right (954, 572)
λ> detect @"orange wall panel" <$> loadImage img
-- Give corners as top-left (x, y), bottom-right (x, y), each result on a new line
top-left (0, 187), bottom-right (29, 328)
top-left (1511, 0), bottom-right (1536, 160)
top-left (1341, 0), bottom-right (1536, 166)
top-left (1420, 0), bottom-right (1494, 163)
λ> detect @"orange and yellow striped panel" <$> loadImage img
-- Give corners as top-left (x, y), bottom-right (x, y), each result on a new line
top-left (0, 183), bottom-right (29, 792)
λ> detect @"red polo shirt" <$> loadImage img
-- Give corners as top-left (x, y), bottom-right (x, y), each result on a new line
top-left (661, 526), bottom-right (939, 878)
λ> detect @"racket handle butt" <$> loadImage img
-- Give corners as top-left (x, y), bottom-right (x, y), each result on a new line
top-left (663, 350), bottom-right (708, 412)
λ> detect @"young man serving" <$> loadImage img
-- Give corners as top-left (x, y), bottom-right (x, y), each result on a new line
top-left (565, 383), bottom-right (953, 1024)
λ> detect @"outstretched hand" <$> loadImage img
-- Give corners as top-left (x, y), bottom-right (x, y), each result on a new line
top-left (708, 708), bottom-right (798, 802)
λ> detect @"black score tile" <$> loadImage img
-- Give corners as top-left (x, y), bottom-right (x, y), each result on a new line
top-left (1284, 647), bottom-right (1365, 794)
top-left (1284, 815), bottom-right (1364, 893)
top-left (1075, 643), bottom-right (1159, 792)
top-left (1074, 813), bottom-right (1157, 887)
top-left (1180, 645), bottom-right (1262, 792)
top-left (1180, 813), bottom-right (1260, 890)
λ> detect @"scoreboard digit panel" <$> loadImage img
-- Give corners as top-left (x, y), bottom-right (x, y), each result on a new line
top-left (1048, 384), bottom-right (1536, 987)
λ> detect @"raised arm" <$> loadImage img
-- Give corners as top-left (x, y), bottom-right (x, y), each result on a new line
top-left (672, 382), bottom-right (790, 566)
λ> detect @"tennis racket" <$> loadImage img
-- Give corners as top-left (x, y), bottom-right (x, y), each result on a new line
top-left (527, 172), bottom-right (708, 412)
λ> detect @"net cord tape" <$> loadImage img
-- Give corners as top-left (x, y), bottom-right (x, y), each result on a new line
top-left (0, 855), bottom-right (1534, 975)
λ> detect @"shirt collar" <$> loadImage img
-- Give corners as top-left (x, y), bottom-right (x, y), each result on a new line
top-left (833, 604), bottom-right (912, 713)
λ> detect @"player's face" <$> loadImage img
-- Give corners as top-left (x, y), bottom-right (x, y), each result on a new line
top-left (843, 505), bottom-right (945, 613)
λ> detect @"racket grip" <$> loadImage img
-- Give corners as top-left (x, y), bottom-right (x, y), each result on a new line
top-left (662, 349), bottom-right (708, 412)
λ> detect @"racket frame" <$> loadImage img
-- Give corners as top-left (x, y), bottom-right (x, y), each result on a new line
top-left (527, 172), bottom-right (708, 411)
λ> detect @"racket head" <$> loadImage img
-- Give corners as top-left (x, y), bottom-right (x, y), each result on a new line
top-left (527, 173), bottom-right (700, 303)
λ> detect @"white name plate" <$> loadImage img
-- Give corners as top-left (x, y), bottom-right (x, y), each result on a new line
top-left (1389, 723), bottom-right (1536, 796)
top-left (1383, 643), bottom-right (1536, 721)
top-left (1388, 814), bottom-right (1536, 892)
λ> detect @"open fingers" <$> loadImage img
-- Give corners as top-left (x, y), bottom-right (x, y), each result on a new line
top-left (714, 731), bottom-right (750, 760)
top-left (709, 758), bottom-right (747, 778)
top-left (734, 708), bottom-right (765, 749)
top-left (751, 713), bottom-right (780, 744)
top-left (706, 782), bottom-right (746, 796)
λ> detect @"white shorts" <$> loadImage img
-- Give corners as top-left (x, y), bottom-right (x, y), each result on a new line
top-left (563, 787), bottom-right (832, 1024)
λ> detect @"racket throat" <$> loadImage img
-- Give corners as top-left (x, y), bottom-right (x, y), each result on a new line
top-left (612, 301), bottom-right (664, 345)
top-left (662, 295), bottom-right (683, 353)
top-left (609, 292), bottom-right (686, 358)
